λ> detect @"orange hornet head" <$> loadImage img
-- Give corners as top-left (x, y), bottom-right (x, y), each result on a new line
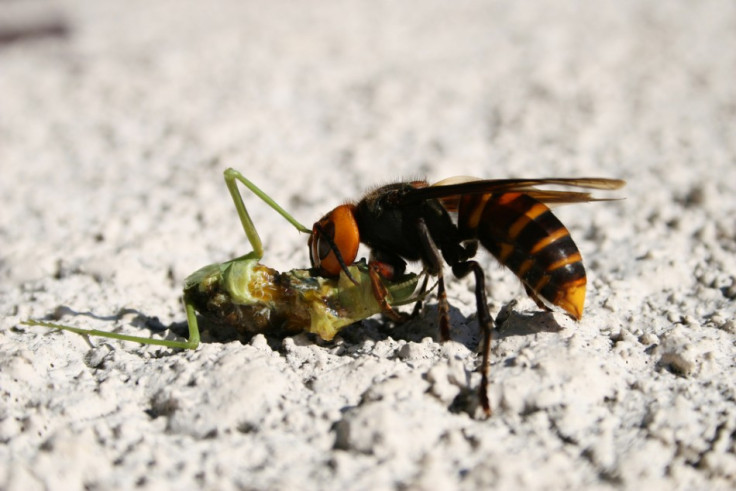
top-left (309, 204), bottom-right (360, 277)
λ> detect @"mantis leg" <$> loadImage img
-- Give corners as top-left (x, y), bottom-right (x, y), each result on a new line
top-left (223, 168), bottom-right (310, 259)
top-left (22, 302), bottom-right (201, 349)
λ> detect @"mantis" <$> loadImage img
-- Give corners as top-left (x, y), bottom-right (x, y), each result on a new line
top-left (24, 169), bottom-right (427, 348)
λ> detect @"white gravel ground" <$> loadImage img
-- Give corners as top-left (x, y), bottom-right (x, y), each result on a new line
top-left (2, 0), bottom-right (735, 489)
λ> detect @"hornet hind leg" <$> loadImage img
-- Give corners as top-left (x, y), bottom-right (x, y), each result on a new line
top-left (452, 261), bottom-right (493, 417)
top-left (416, 219), bottom-right (493, 416)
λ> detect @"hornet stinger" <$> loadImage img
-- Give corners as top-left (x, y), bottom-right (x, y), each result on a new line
top-left (308, 175), bottom-right (625, 415)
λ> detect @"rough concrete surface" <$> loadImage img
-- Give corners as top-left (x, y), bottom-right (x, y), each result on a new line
top-left (2, 0), bottom-right (735, 489)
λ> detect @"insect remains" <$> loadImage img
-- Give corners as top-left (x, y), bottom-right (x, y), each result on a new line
top-left (24, 169), bottom-right (427, 349)
top-left (308, 175), bottom-right (626, 416)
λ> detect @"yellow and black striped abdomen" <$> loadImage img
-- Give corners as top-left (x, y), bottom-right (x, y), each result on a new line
top-left (457, 192), bottom-right (586, 319)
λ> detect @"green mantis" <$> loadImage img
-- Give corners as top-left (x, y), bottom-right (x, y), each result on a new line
top-left (24, 169), bottom-right (426, 348)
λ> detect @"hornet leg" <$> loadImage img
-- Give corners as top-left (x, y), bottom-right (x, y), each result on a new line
top-left (523, 283), bottom-right (553, 312)
top-left (367, 262), bottom-right (410, 322)
top-left (452, 260), bottom-right (493, 417)
top-left (416, 218), bottom-right (451, 341)
top-left (366, 250), bottom-right (425, 322)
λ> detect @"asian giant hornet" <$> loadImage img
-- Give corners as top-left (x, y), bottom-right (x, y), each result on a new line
top-left (308, 176), bottom-right (626, 415)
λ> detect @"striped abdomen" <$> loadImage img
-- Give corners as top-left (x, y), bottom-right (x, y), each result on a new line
top-left (456, 192), bottom-right (586, 319)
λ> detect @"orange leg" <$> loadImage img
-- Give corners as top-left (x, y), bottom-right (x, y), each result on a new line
top-left (368, 262), bottom-right (409, 322)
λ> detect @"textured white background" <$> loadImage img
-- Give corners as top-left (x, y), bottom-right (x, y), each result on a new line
top-left (2, 0), bottom-right (735, 489)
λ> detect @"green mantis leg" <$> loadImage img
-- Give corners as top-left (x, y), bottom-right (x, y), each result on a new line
top-left (224, 167), bottom-right (310, 260)
top-left (22, 303), bottom-right (200, 349)
top-left (23, 168), bottom-right (308, 349)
